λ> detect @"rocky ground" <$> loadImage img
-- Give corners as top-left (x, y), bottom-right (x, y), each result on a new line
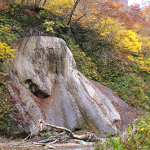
top-left (0, 135), bottom-right (99, 150)
top-left (0, 126), bottom-right (108, 150)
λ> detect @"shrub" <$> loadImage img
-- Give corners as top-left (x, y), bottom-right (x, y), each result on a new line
top-left (104, 73), bottom-right (150, 110)
top-left (0, 41), bottom-right (16, 62)
top-left (95, 114), bottom-right (150, 150)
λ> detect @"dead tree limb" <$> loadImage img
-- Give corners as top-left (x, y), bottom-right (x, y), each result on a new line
top-left (43, 0), bottom-right (47, 6)
top-left (39, 120), bottom-right (101, 142)
top-left (70, 14), bottom-right (86, 28)
top-left (6, 119), bottom-right (101, 148)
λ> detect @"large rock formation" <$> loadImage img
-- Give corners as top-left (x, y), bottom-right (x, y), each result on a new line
top-left (5, 36), bottom-right (136, 137)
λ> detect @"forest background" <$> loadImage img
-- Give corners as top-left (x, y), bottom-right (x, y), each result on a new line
top-left (0, 0), bottom-right (150, 149)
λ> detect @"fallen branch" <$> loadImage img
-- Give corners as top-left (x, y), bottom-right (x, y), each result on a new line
top-left (39, 119), bottom-right (101, 142)
top-left (70, 14), bottom-right (86, 28)
top-left (7, 119), bottom-right (101, 148)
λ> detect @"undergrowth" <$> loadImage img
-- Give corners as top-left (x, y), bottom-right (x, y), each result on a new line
top-left (95, 114), bottom-right (150, 150)
top-left (0, 73), bottom-right (11, 133)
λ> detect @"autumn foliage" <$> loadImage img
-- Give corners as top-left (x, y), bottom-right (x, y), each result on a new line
top-left (0, 41), bottom-right (16, 62)
top-left (79, 1), bottom-right (150, 74)
top-left (0, 0), bottom-right (150, 73)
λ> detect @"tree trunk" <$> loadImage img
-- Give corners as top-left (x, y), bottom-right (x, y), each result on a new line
top-left (67, 0), bottom-right (80, 27)
top-left (43, 0), bottom-right (47, 6)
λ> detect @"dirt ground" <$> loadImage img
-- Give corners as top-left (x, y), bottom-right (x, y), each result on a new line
top-left (0, 135), bottom-right (101, 150)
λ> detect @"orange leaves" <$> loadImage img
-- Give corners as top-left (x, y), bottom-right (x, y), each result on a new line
top-left (142, 5), bottom-right (150, 36)
top-left (24, 9), bottom-right (41, 19)
top-left (127, 5), bottom-right (147, 30)
top-left (73, 14), bottom-right (86, 21)
top-left (84, 0), bottom-right (147, 32)
top-left (0, 0), bottom-right (8, 14)
top-left (92, 0), bottom-right (123, 19)
top-left (143, 5), bottom-right (150, 19)
top-left (72, 14), bottom-right (87, 27)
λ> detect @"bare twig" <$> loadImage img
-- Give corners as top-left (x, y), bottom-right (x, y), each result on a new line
top-left (70, 14), bottom-right (86, 28)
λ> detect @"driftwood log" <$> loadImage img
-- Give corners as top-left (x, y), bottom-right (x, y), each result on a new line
top-left (25, 119), bottom-right (101, 147)
top-left (26, 119), bottom-right (101, 145)
top-left (38, 119), bottom-right (101, 142)
top-left (4, 119), bottom-right (101, 149)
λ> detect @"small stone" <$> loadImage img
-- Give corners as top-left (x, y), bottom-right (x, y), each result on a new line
top-left (80, 140), bottom-right (88, 145)
top-left (45, 144), bottom-right (54, 149)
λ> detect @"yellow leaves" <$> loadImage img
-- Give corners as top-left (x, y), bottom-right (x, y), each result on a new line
top-left (43, 20), bottom-right (55, 33)
top-left (134, 115), bottom-right (150, 144)
top-left (44, 20), bottom-right (55, 26)
top-left (73, 51), bottom-right (87, 59)
top-left (0, 24), bottom-right (16, 45)
top-left (145, 58), bottom-right (150, 66)
top-left (138, 57), bottom-right (143, 60)
top-left (89, 14), bottom-right (150, 74)
top-left (116, 30), bottom-right (143, 69)
top-left (92, 16), bottom-right (150, 75)
top-left (139, 63), bottom-right (150, 74)
top-left (127, 55), bottom-right (134, 60)
top-left (139, 36), bottom-right (150, 53)
top-left (137, 124), bottom-right (150, 133)
top-left (137, 127), bottom-right (144, 131)
top-left (92, 17), bottom-right (124, 45)
top-left (0, 24), bottom-right (12, 39)
top-left (97, 17), bottom-right (123, 33)
top-left (139, 61), bottom-right (145, 65)
top-left (42, 0), bottom-right (74, 16)
top-left (0, 41), bottom-right (16, 62)
top-left (116, 30), bottom-right (142, 55)
top-left (135, 35), bottom-right (150, 74)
